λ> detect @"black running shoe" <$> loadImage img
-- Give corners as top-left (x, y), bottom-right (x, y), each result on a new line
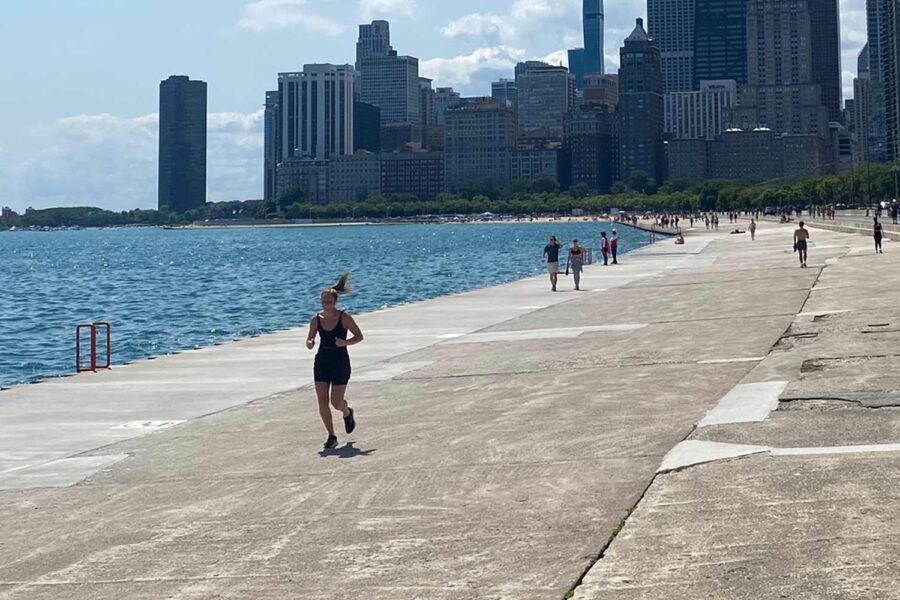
top-left (324, 434), bottom-right (338, 449)
top-left (344, 408), bottom-right (356, 434)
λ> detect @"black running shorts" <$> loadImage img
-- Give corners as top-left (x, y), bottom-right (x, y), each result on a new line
top-left (314, 351), bottom-right (351, 386)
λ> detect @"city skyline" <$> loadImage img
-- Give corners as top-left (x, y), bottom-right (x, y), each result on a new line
top-left (0, 0), bottom-right (872, 212)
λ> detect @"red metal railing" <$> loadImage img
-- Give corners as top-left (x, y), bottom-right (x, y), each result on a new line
top-left (76, 322), bottom-right (111, 373)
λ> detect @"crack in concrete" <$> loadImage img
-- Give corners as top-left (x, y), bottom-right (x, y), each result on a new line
top-left (779, 397), bottom-right (900, 410)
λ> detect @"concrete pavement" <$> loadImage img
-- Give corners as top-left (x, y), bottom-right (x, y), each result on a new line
top-left (2, 219), bottom-right (898, 599)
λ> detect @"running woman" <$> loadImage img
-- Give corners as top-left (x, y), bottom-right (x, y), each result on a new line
top-left (306, 272), bottom-right (364, 449)
top-left (794, 221), bottom-right (810, 268)
top-left (567, 239), bottom-right (585, 290)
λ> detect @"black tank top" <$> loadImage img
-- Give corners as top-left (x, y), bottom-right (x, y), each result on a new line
top-left (317, 312), bottom-right (348, 353)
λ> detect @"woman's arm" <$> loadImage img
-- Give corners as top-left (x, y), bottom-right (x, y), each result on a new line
top-left (306, 317), bottom-right (317, 350)
top-left (336, 314), bottom-right (364, 347)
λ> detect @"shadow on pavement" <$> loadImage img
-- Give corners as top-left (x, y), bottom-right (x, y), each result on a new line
top-left (318, 442), bottom-right (376, 459)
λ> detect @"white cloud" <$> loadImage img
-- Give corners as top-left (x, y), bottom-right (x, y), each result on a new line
top-left (540, 49), bottom-right (569, 67)
top-left (420, 46), bottom-right (527, 87)
top-left (3, 111), bottom-right (264, 211)
top-left (360, 0), bottom-right (416, 21)
top-left (236, 0), bottom-right (344, 35)
top-left (441, 0), bottom-right (581, 45)
top-left (440, 0), bottom-right (645, 74)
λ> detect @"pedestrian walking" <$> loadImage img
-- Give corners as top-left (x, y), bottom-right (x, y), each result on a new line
top-left (306, 272), bottom-right (363, 449)
top-left (749, 218), bottom-right (757, 241)
top-left (794, 221), bottom-right (810, 268)
top-left (874, 217), bottom-right (884, 253)
top-left (610, 229), bottom-right (619, 264)
top-left (600, 231), bottom-right (610, 265)
top-left (567, 239), bottom-right (585, 290)
top-left (543, 235), bottom-right (562, 291)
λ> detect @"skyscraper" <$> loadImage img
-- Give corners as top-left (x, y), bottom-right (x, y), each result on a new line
top-left (356, 20), bottom-right (392, 70)
top-left (865, 0), bottom-right (888, 161)
top-left (854, 44), bottom-right (873, 163)
top-left (808, 0), bottom-right (843, 122)
top-left (444, 98), bottom-right (517, 190)
top-left (583, 0), bottom-right (605, 76)
top-left (879, 0), bottom-right (900, 161)
top-left (693, 0), bottom-right (748, 87)
top-left (515, 61), bottom-right (576, 142)
top-left (731, 0), bottom-right (830, 137)
top-left (277, 64), bottom-right (355, 162)
top-left (491, 78), bottom-right (518, 108)
top-left (158, 75), bottom-right (207, 213)
top-left (568, 48), bottom-right (586, 91)
top-left (618, 18), bottom-right (665, 185)
top-left (434, 87), bottom-right (461, 124)
top-left (263, 90), bottom-right (280, 200)
top-left (358, 21), bottom-right (421, 141)
top-left (648, 0), bottom-right (695, 93)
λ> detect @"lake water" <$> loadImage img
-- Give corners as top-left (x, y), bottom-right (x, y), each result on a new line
top-left (0, 222), bottom-right (650, 388)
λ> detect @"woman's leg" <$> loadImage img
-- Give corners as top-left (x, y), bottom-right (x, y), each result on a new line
top-left (316, 382), bottom-right (334, 435)
top-left (573, 268), bottom-right (581, 289)
top-left (330, 385), bottom-right (350, 417)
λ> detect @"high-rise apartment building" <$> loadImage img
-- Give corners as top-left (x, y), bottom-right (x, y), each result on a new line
top-left (492, 78), bottom-right (518, 108)
top-left (665, 80), bottom-right (737, 140)
top-left (356, 20), bottom-right (392, 69)
top-left (158, 75), bottom-right (207, 212)
top-left (583, 0), bottom-right (605, 76)
top-left (444, 98), bottom-right (517, 190)
top-left (693, 0), bottom-right (748, 87)
top-left (648, 0), bottom-right (695, 93)
top-left (731, 0), bottom-right (830, 137)
top-left (277, 65), bottom-right (355, 162)
top-left (618, 19), bottom-right (665, 185)
top-left (515, 61), bottom-right (576, 142)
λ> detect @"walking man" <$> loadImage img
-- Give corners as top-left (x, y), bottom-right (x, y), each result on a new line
top-left (543, 235), bottom-right (562, 291)
top-left (610, 229), bottom-right (619, 264)
top-left (600, 231), bottom-right (611, 266)
top-left (794, 221), bottom-right (810, 268)
top-left (749, 218), bottom-right (757, 241)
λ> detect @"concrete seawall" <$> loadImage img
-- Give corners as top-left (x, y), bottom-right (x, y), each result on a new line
top-left (2, 221), bottom-right (899, 599)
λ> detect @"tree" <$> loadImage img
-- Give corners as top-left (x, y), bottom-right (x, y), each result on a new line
top-left (626, 170), bottom-right (656, 195)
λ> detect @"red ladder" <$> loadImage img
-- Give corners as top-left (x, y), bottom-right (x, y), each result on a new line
top-left (76, 322), bottom-right (111, 373)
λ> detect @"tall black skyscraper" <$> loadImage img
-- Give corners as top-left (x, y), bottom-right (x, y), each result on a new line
top-left (809, 0), bottom-right (843, 122)
top-left (158, 76), bottom-right (207, 212)
top-left (693, 0), bottom-right (748, 87)
top-left (618, 18), bottom-right (665, 185)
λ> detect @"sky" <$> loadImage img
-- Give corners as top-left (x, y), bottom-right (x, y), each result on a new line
top-left (0, 0), bottom-right (870, 212)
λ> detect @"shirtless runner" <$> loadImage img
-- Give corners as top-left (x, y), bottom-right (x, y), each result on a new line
top-left (794, 221), bottom-right (810, 268)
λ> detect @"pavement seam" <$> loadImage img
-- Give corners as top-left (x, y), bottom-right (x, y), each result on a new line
top-left (562, 427), bottom-right (699, 600)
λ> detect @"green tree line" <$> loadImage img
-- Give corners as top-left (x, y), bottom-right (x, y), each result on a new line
top-left (4, 163), bottom-right (898, 229)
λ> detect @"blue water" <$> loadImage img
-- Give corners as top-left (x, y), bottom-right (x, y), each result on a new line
top-left (0, 222), bottom-right (649, 388)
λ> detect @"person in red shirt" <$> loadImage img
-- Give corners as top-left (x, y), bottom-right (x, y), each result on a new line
top-left (600, 231), bottom-right (610, 266)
